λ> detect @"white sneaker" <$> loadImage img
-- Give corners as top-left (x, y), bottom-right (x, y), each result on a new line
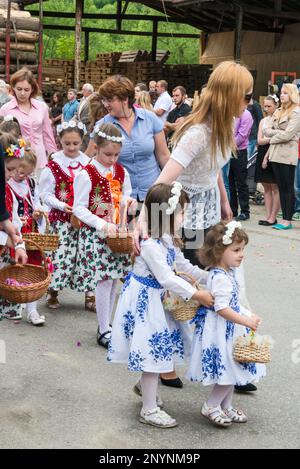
top-left (27, 311), bottom-right (45, 326)
top-left (140, 407), bottom-right (177, 428)
top-left (133, 380), bottom-right (164, 408)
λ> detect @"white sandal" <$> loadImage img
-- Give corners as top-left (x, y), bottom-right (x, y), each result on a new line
top-left (201, 402), bottom-right (232, 427)
top-left (27, 311), bottom-right (45, 326)
top-left (223, 407), bottom-right (248, 423)
top-left (140, 407), bottom-right (177, 428)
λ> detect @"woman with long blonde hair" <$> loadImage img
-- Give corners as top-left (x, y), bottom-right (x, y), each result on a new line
top-left (264, 83), bottom-right (300, 229)
top-left (136, 90), bottom-right (153, 111)
top-left (134, 60), bottom-right (253, 389)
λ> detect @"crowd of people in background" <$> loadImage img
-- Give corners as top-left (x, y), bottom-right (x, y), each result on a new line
top-left (0, 62), bottom-right (300, 430)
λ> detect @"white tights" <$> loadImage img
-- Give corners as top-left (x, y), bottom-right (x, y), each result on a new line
top-left (207, 384), bottom-right (234, 409)
top-left (26, 301), bottom-right (38, 314)
top-left (95, 279), bottom-right (118, 334)
top-left (140, 372), bottom-right (159, 411)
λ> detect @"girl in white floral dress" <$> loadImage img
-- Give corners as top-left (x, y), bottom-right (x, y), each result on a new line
top-left (39, 121), bottom-right (90, 309)
top-left (108, 182), bottom-right (213, 428)
top-left (187, 221), bottom-right (266, 427)
top-left (73, 123), bottom-right (136, 348)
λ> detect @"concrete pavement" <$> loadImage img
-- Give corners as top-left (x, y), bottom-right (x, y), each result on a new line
top-left (0, 204), bottom-right (299, 449)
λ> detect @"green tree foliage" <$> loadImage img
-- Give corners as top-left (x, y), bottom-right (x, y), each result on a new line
top-left (28, 0), bottom-right (199, 63)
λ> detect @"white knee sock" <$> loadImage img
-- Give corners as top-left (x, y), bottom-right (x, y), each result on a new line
top-left (221, 385), bottom-right (234, 409)
top-left (207, 384), bottom-right (233, 408)
top-left (109, 280), bottom-right (118, 321)
top-left (96, 280), bottom-right (114, 334)
top-left (26, 301), bottom-right (38, 315)
top-left (140, 372), bottom-right (159, 411)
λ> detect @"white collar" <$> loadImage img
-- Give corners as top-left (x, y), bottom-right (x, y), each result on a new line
top-left (92, 159), bottom-right (114, 175)
top-left (54, 151), bottom-right (89, 168)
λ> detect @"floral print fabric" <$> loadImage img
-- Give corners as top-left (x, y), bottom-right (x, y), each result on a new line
top-left (187, 268), bottom-right (266, 386)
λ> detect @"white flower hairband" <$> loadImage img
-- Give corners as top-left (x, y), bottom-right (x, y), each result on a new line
top-left (57, 120), bottom-right (87, 135)
top-left (223, 221), bottom-right (242, 245)
top-left (166, 181), bottom-right (182, 215)
top-left (271, 94), bottom-right (279, 103)
top-left (94, 125), bottom-right (125, 143)
top-left (4, 114), bottom-right (14, 122)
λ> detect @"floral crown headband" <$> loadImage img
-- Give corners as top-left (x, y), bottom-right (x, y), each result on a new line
top-left (166, 181), bottom-right (182, 215)
top-left (270, 94), bottom-right (279, 103)
top-left (94, 125), bottom-right (125, 143)
top-left (57, 120), bottom-right (87, 135)
top-left (222, 221), bottom-right (242, 245)
top-left (5, 138), bottom-right (27, 159)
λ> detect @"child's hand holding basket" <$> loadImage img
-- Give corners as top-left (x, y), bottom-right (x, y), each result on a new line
top-left (163, 271), bottom-right (213, 321)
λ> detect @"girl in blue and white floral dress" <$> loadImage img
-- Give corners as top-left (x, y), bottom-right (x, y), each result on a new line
top-left (188, 221), bottom-right (266, 428)
top-left (108, 182), bottom-right (214, 428)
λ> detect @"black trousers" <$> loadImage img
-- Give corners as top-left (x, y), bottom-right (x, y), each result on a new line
top-left (271, 162), bottom-right (296, 221)
top-left (229, 149), bottom-right (250, 217)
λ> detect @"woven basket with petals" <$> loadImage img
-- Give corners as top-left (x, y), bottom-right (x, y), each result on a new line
top-left (106, 201), bottom-right (133, 254)
top-left (22, 213), bottom-right (59, 252)
top-left (163, 271), bottom-right (201, 321)
top-left (233, 335), bottom-right (271, 363)
top-left (0, 240), bottom-right (51, 303)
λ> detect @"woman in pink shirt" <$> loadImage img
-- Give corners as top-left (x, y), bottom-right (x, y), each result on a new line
top-left (0, 68), bottom-right (57, 169)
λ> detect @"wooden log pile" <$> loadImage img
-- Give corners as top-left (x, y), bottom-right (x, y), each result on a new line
top-left (41, 51), bottom-right (212, 98)
top-left (0, 1), bottom-right (39, 80)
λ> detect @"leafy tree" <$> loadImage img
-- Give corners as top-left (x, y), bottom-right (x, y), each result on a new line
top-left (28, 0), bottom-right (199, 63)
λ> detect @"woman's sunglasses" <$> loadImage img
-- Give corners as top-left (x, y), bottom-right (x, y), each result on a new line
top-left (244, 93), bottom-right (253, 103)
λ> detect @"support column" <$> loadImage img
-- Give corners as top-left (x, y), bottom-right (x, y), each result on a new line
top-left (75, 0), bottom-right (83, 90)
top-left (84, 30), bottom-right (89, 62)
top-left (5, 0), bottom-right (12, 82)
top-left (38, 0), bottom-right (44, 89)
top-left (151, 20), bottom-right (158, 62)
top-left (234, 6), bottom-right (243, 62)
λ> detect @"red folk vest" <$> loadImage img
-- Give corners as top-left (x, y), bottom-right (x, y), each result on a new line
top-left (82, 163), bottom-right (125, 227)
top-left (8, 178), bottom-right (35, 234)
top-left (47, 160), bottom-right (74, 223)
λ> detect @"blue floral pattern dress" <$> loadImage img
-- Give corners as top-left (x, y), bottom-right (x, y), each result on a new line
top-left (187, 268), bottom-right (266, 386)
top-left (108, 234), bottom-right (208, 373)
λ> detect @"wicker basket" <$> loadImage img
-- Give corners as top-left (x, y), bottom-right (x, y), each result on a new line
top-left (106, 202), bottom-right (133, 254)
top-left (106, 231), bottom-right (133, 254)
top-left (233, 335), bottom-right (271, 363)
top-left (22, 213), bottom-right (59, 252)
top-left (163, 271), bottom-right (201, 321)
top-left (0, 240), bottom-right (51, 303)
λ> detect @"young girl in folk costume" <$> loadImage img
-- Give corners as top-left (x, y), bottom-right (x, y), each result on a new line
top-left (73, 123), bottom-right (136, 348)
top-left (188, 221), bottom-right (266, 427)
top-left (0, 132), bottom-right (28, 320)
top-left (108, 182), bottom-right (213, 428)
top-left (7, 147), bottom-right (46, 325)
top-left (39, 121), bottom-right (91, 309)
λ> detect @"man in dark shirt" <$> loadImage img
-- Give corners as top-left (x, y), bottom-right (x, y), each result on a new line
top-left (164, 86), bottom-right (191, 143)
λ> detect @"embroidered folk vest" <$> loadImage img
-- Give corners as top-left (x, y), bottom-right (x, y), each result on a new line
top-left (47, 160), bottom-right (74, 223)
top-left (82, 163), bottom-right (125, 227)
top-left (9, 178), bottom-right (35, 234)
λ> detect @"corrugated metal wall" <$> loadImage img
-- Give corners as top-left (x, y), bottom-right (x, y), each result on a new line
top-left (200, 24), bottom-right (300, 97)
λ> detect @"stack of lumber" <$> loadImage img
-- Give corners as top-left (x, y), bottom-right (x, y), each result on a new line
top-left (0, 1), bottom-right (39, 79)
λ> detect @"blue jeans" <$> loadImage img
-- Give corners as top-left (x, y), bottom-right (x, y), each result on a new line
top-left (222, 161), bottom-right (230, 201)
top-left (247, 139), bottom-right (257, 159)
top-left (295, 159), bottom-right (300, 212)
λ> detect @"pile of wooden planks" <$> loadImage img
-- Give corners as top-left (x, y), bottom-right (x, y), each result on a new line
top-left (0, 1), bottom-right (39, 80)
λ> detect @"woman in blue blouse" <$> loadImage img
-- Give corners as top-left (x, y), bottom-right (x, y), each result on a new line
top-left (85, 75), bottom-right (170, 202)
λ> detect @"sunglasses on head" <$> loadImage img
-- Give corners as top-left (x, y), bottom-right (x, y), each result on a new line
top-left (244, 93), bottom-right (253, 103)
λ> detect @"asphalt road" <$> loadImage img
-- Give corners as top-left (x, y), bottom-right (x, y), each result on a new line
top-left (0, 205), bottom-right (299, 449)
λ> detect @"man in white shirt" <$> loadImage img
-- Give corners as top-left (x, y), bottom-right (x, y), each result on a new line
top-left (75, 83), bottom-right (94, 150)
top-left (154, 80), bottom-right (173, 123)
